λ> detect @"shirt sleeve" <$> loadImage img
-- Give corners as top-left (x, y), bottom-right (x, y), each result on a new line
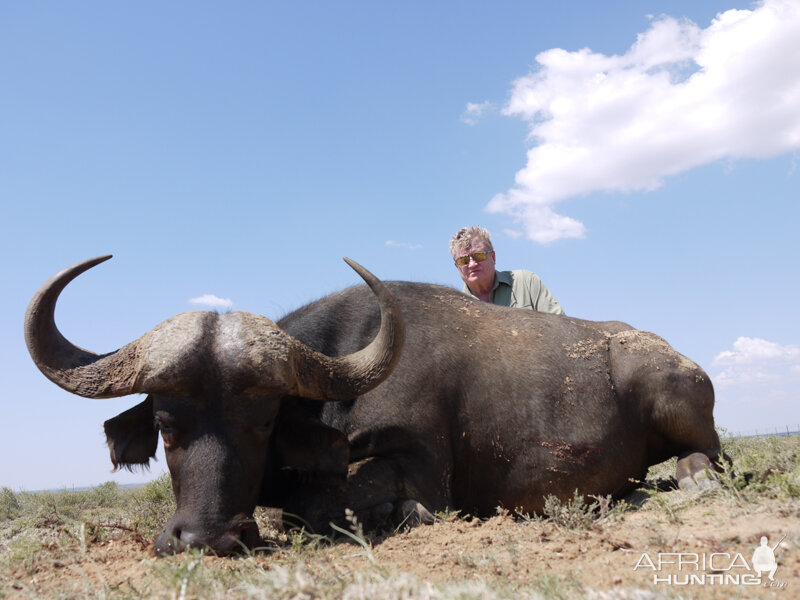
top-left (533, 279), bottom-right (565, 315)
top-left (523, 271), bottom-right (565, 315)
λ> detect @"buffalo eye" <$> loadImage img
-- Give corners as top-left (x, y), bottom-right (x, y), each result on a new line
top-left (154, 413), bottom-right (178, 447)
top-left (153, 415), bottom-right (172, 432)
top-left (247, 419), bottom-right (274, 440)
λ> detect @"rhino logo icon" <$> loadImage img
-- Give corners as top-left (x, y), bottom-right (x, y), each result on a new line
top-left (752, 535), bottom-right (784, 581)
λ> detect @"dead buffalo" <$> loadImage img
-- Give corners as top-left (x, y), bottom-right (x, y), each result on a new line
top-left (26, 256), bottom-right (722, 555)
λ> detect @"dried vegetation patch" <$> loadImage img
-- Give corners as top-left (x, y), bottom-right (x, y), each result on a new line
top-left (1, 433), bottom-right (798, 599)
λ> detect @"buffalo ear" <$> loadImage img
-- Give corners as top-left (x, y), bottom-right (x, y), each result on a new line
top-left (274, 404), bottom-right (349, 479)
top-left (103, 396), bottom-right (158, 471)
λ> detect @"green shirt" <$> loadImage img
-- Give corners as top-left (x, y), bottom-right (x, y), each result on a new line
top-left (462, 269), bottom-right (565, 315)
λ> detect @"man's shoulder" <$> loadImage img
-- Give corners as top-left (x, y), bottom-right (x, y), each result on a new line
top-left (506, 269), bottom-right (542, 284)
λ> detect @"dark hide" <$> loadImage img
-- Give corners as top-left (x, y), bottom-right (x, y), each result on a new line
top-left (263, 401), bottom-right (351, 530)
top-left (99, 281), bottom-right (719, 547)
top-left (273, 401), bottom-right (350, 479)
top-left (276, 282), bottom-right (721, 527)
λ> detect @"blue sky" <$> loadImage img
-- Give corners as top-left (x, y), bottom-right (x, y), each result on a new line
top-left (2, 0), bottom-right (798, 491)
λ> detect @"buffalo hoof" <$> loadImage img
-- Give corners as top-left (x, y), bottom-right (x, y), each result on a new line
top-left (396, 499), bottom-right (436, 527)
top-left (676, 451), bottom-right (720, 492)
top-left (678, 472), bottom-right (720, 492)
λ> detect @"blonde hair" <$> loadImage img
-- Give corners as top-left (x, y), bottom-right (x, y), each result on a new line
top-left (449, 226), bottom-right (493, 259)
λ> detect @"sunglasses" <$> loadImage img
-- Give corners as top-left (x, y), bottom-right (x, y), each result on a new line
top-left (454, 251), bottom-right (491, 266)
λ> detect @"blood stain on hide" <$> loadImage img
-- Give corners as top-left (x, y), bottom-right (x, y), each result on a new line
top-left (536, 441), bottom-right (600, 465)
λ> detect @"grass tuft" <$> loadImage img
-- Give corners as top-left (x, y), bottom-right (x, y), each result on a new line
top-left (516, 491), bottom-right (627, 531)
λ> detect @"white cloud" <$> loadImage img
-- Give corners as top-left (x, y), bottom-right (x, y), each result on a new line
top-left (189, 294), bottom-right (234, 309)
top-left (490, 0), bottom-right (800, 244)
top-left (713, 336), bottom-right (800, 366)
top-left (711, 336), bottom-right (800, 387)
top-left (386, 240), bottom-right (422, 250)
top-left (461, 101), bottom-right (494, 125)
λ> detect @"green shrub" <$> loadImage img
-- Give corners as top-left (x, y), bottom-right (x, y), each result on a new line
top-left (91, 481), bottom-right (120, 507)
top-left (139, 472), bottom-right (174, 503)
top-left (132, 473), bottom-right (176, 536)
top-left (0, 486), bottom-right (20, 520)
top-left (716, 433), bottom-right (800, 502)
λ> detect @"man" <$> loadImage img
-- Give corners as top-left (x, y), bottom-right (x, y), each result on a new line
top-left (449, 225), bottom-right (564, 315)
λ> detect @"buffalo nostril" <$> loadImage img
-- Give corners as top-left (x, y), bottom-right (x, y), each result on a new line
top-left (153, 525), bottom-right (185, 556)
top-left (154, 515), bottom-right (260, 556)
top-left (176, 527), bottom-right (250, 555)
top-left (179, 529), bottom-right (211, 550)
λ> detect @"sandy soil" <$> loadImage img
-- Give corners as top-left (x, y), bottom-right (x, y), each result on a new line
top-left (4, 492), bottom-right (798, 599)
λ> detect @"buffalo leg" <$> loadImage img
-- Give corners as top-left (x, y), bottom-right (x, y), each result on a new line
top-left (609, 331), bottom-right (723, 489)
top-left (396, 499), bottom-right (436, 526)
top-left (337, 455), bottom-right (445, 531)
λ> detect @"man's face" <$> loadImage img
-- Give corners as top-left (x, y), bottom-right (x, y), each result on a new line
top-left (454, 238), bottom-right (496, 291)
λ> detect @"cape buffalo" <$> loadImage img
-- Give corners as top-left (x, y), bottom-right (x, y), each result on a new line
top-left (26, 256), bottom-right (722, 555)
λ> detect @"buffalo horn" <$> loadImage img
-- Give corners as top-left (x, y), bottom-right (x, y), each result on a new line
top-left (26, 256), bottom-right (404, 403)
top-left (286, 257), bottom-right (405, 401)
top-left (24, 256), bottom-right (145, 398)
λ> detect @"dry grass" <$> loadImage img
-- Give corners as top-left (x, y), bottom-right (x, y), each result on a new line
top-left (1, 432), bottom-right (798, 599)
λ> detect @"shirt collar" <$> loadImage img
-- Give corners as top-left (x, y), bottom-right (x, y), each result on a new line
top-left (462, 270), bottom-right (510, 297)
top-left (495, 270), bottom-right (513, 288)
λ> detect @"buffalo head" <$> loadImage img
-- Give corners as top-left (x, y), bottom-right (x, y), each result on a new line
top-left (25, 256), bottom-right (404, 555)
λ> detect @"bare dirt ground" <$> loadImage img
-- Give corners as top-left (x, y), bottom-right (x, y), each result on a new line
top-left (4, 491), bottom-right (799, 599)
